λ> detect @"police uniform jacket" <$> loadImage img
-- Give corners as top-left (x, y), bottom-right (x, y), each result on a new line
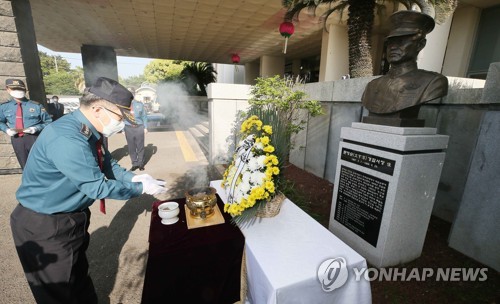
top-left (0, 98), bottom-right (52, 133)
top-left (125, 100), bottom-right (148, 126)
top-left (16, 109), bottom-right (143, 214)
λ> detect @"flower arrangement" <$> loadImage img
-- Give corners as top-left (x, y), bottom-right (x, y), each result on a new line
top-left (222, 76), bottom-right (322, 223)
top-left (221, 115), bottom-right (281, 222)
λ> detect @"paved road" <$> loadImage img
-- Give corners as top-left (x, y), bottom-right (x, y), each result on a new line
top-left (0, 125), bottom-right (222, 304)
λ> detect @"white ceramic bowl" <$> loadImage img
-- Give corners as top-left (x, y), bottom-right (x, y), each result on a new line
top-left (158, 202), bottom-right (180, 225)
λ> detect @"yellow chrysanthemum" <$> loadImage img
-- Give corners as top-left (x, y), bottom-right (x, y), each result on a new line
top-left (260, 136), bottom-right (270, 145)
top-left (263, 125), bottom-right (272, 134)
top-left (272, 166), bottom-right (280, 175)
top-left (265, 180), bottom-right (274, 190)
top-left (263, 145), bottom-right (275, 153)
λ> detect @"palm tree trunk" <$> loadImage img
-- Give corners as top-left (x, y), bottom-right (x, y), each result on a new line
top-left (411, 0), bottom-right (435, 18)
top-left (347, 0), bottom-right (375, 77)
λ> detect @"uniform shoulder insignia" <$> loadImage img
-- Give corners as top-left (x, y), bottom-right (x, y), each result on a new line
top-left (80, 123), bottom-right (91, 138)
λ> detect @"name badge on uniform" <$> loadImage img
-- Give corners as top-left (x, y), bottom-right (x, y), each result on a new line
top-left (80, 123), bottom-right (91, 138)
top-left (29, 108), bottom-right (35, 112)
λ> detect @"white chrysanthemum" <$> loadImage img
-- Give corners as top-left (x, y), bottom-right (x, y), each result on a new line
top-left (234, 189), bottom-right (243, 202)
top-left (250, 171), bottom-right (266, 185)
top-left (254, 142), bottom-right (264, 150)
top-left (247, 157), bottom-right (261, 171)
top-left (239, 181), bottom-right (251, 194)
top-left (256, 155), bottom-right (266, 167)
top-left (242, 171), bottom-right (251, 184)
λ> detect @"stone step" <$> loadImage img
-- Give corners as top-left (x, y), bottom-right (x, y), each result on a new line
top-left (188, 126), bottom-right (208, 157)
top-left (193, 122), bottom-right (208, 136)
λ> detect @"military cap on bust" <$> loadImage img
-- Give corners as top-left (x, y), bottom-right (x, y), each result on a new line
top-left (5, 78), bottom-right (26, 90)
top-left (89, 77), bottom-right (136, 124)
top-left (387, 10), bottom-right (435, 39)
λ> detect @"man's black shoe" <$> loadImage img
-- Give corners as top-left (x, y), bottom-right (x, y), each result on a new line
top-left (131, 166), bottom-right (139, 171)
top-left (139, 166), bottom-right (145, 171)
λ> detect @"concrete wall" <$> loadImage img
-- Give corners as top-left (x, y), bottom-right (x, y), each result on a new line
top-left (208, 71), bottom-right (497, 223)
top-left (0, 1), bottom-right (20, 172)
top-left (447, 62), bottom-right (500, 271)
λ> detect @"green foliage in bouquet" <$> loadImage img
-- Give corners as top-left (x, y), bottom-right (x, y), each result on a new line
top-left (247, 75), bottom-right (323, 162)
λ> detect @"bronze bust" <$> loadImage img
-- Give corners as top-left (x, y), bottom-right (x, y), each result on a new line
top-left (362, 10), bottom-right (448, 127)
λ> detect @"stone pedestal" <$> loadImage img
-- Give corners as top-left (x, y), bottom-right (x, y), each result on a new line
top-left (329, 123), bottom-right (449, 268)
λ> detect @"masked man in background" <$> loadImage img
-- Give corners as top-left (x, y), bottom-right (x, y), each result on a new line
top-left (0, 79), bottom-right (52, 169)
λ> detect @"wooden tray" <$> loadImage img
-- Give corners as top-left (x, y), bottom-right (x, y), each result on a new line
top-left (184, 203), bottom-right (225, 229)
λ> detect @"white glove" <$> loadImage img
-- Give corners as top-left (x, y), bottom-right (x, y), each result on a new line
top-left (23, 127), bottom-right (37, 134)
top-left (6, 128), bottom-right (17, 136)
top-left (141, 179), bottom-right (167, 196)
top-left (132, 174), bottom-right (167, 186)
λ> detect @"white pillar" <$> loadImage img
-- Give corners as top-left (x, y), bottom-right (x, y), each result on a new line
top-left (244, 61), bottom-right (259, 85)
top-left (260, 55), bottom-right (285, 78)
top-left (442, 5), bottom-right (481, 77)
top-left (207, 83), bottom-right (251, 164)
top-left (319, 23), bottom-right (349, 81)
top-left (417, 17), bottom-right (453, 73)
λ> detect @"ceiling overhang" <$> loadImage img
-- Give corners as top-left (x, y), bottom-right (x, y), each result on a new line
top-left (29, 1), bottom-right (500, 65)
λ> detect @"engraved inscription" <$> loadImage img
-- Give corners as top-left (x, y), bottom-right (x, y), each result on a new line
top-left (341, 148), bottom-right (395, 176)
top-left (334, 166), bottom-right (388, 247)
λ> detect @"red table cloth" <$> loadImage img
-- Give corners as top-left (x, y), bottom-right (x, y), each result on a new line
top-left (141, 195), bottom-right (244, 304)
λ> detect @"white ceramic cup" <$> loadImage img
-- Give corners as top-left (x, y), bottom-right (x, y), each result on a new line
top-left (158, 202), bottom-right (180, 225)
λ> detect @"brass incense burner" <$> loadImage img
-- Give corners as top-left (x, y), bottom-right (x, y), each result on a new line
top-left (185, 187), bottom-right (217, 219)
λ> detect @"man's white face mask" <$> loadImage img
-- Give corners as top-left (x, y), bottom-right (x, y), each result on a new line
top-left (98, 107), bottom-right (125, 137)
top-left (9, 90), bottom-right (26, 99)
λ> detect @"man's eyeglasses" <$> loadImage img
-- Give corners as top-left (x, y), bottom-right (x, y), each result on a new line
top-left (102, 107), bottom-right (124, 121)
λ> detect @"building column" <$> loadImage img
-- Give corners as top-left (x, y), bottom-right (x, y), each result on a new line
top-left (319, 23), bottom-right (349, 82)
top-left (244, 60), bottom-right (259, 85)
top-left (442, 5), bottom-right (481, 77)
top-left (0, 0), bottom-right (45, 174)
top-left (81, 44), bottom-right (118, 87)
top-left (260, 55), bottom-right (285, 78)
top-left (417, 16), bottom-right (453, 73)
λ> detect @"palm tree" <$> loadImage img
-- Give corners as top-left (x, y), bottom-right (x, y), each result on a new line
top-left (282, 0), bottom-right (457, 78)
top-left (180, 62), bottom-right (218, 96)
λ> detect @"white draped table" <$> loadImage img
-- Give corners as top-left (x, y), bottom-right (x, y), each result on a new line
top-left (210, 180), bottom-right (372, 304)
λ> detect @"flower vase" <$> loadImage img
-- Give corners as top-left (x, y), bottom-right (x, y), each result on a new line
top-left (255, 192), bottom-right (285, 218)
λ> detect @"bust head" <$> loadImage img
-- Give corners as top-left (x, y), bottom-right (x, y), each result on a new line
top-left (385, 10), bottom-right (435, 66)
top-left (360, 11), bottom-right (448, 126)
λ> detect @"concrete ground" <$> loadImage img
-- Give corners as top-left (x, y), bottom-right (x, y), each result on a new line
top-left (0, 124), bottom-right (221, 303)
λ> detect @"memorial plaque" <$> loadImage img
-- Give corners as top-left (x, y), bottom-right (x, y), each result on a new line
top-left (341, 148), bottom-right (396, 175)
top-left (334, 166), bottom-right (388, 247)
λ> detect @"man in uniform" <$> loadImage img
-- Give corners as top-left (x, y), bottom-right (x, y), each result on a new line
top-left (361, 10), bottom-right (448, 126)
top-left (48, 95), bottom-right (65, 121)
top-left (125, 91), bottom-right (148, 171)
top-left (10, 77), bottom-right (167, 303)
top-left (0, 79), bottom-right (52, 168)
